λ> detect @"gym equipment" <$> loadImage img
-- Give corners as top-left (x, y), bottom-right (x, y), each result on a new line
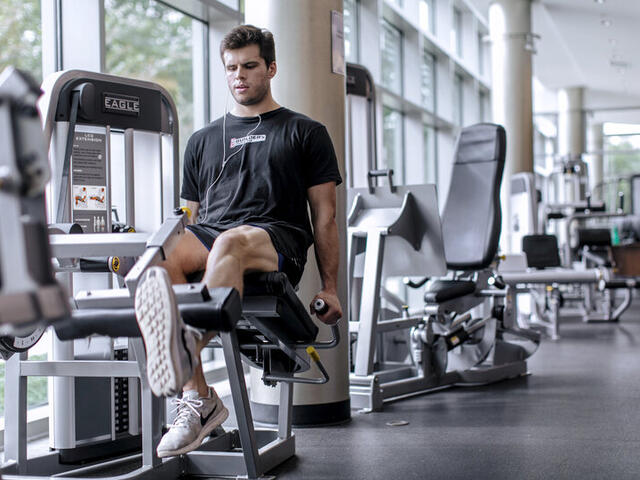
top-left (507, 171), bottom-right (633, 338)
top-left (3, 208), bottom-right (338, 479)
top-left (0, 67), bottom-right (69, 346)
top-left (0, 68), bottom-right (340, 477)
top-left (36, 70), bottom-right (179, 460)
top-left (347, 122), bottom-right (540, 411)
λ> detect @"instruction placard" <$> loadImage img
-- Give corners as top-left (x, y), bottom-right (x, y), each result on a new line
top-left (71, 130), bottom-right (108, 233)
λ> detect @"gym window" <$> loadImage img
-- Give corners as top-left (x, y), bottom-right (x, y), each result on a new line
top-left (380, 19), bottom-right (403, 96)
top-left (382, 105), bottom-right (405, 185)
top-left (419, 0), bottom-right (435, 35)
top-left (0, 0), bottom-right (43, 83)
top-left (478, 31), bottom-right (485, 76)
top-left (104, 0), bottom-right (208, 165)
top-left (344, 0), bottom-right (359, 63)
top-left (453, 73), bottom-right (464, 126)
top-left (451, 6), bottom-right (463, 58)
top-left (421, 49), bottom-right (436, 112)
top-left (423, 125), bottom-right (437, 184)
top-left (479, 90), bottom-right (490, 123)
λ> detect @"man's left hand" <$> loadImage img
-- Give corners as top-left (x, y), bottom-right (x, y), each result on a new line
top-left (310, 290), bottom-right (342, 325)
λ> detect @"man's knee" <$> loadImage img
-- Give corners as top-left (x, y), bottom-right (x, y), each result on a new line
top-left (210, 226), bottom-right (256, 258)
top-left (166, 230), bottom-right (209, 273)
top-left (208, 226), bottom-right (276, 271)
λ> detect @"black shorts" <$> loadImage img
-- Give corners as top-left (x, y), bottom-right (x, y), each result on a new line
top-left (186, 223), bottom-right (305, 287)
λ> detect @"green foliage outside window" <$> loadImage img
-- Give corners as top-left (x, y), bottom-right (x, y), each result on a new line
top-left (105, 0), bottom-right (197, 158)
top-left (0, 0), bottom-right (42, 82)
top-left (0, 354), bottom-right (49, 417)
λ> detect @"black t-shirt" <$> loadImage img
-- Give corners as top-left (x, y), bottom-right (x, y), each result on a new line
top-left (181, 107), bottom-right (342, 264)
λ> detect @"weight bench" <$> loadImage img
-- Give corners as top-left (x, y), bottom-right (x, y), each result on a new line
top-left (3, 270), bottom-right (336, 480)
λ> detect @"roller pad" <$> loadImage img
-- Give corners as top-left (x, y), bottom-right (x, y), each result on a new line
top-left (55, 287), bottom-right (241, 340)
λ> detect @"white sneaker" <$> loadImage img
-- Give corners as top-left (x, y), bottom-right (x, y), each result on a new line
top-left (134, 266), bottom-right (200, 397)
top-left (157, 388), bottom-right (229, 458)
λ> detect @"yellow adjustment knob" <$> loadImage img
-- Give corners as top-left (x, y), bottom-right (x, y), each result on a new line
top-left (180, 206), bottom-right (192, 220)
top-left (546, 285), bottom-right (553, 292)
top-left (306, 346), bottom-right (321, 363)
top-left (111, 257), bottom-right (120, 273)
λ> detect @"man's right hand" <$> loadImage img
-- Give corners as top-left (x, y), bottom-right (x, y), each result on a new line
top-left (310, 290), bottom-right (342, 325)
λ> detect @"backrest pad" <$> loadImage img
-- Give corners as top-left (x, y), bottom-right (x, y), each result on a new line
top-left (441, 123), bottom-right (506, 270)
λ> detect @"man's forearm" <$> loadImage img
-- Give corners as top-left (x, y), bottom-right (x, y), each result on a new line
top-left (313, 217), bottom-right (340, 293)
top-left (186, 200), bottom-right (200, 225)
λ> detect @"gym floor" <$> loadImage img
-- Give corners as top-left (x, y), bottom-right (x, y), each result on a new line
top-left (20, 307), bottom-right (640, 479)
top-left (259, 309), bottom-right (640, 480)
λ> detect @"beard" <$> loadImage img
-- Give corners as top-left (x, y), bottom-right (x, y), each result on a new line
top-left (231, 81), bottom-right (270, 106)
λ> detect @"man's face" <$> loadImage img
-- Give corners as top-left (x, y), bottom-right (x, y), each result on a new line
top-left (223, 44), bottom-right (275, 106)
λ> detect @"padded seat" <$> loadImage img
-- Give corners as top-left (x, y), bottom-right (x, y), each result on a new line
top-left (576, 228), bottom-right (611, 248)
top-left (424, 279), bottom-right (476, 303)
top-left (243, 272), bottom-right (319, 344)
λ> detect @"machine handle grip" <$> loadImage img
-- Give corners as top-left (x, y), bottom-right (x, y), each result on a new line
top-left (310, 299), bottom-right (341, 348)
top-left (368, 169), bottom-right (394, 178)
top-left (488, 275), bottom-right (506, 290)
top-left (313, 298), bottom-right (328, 315)
top-left (367, 169), bottom-right (395, 193)
top-left (263, 347), bottom-right (330, 385)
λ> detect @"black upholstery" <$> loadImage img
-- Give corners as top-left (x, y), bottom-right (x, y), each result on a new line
top-left (576, 228), bottom-right (611, 248)
top-left (243, 272), bottom-right (319, 344)
top-left (424, 280), bottom-right (476, 303)
top-left (522, 235), bottom-right (561, 269)
top-left (441, 123), bottom-right (506, 270)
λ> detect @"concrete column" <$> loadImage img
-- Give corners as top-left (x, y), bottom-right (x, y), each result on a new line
top-left (245, 0), bottom-right (350, 425)
top-left (558, 87), bottom-right (585, 159)
top-left (587, 122), bottom-right (604, 199)
top-left (489, 0), bottom-right (534, 253)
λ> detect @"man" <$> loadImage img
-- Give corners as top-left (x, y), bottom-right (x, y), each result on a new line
top-left (134, 24), bottom-right (343, 458)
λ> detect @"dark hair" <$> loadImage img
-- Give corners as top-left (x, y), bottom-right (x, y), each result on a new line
top-left (220, 24), bottom-right (275, 67)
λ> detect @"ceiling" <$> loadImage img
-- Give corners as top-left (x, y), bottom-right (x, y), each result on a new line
top-left (469, 0), bottom-right (640, 111)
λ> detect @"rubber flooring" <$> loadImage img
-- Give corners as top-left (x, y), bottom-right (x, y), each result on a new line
top-left (248, 313), bottom-right (640, 479)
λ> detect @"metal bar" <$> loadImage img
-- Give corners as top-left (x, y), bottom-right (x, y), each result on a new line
top-left (611, 288), bottom-right (632, 320)
top-left (500, 268), bottom-right (605, 285)
top-left (124, 128), bottom-right (135, 227)
top-left (49, 233), bottom-right (149, 258)
top-left (4, 353), bottom-right (28, 473)
top-left (375, 316), bottom-right (423, 333)
top-left (20, 360), bottom-right (140, 377)
top-left (55, 90), bottom-right (79, 224)
top-left (220, 330), bottom-right (261, 478)
top-left (277, 381), bottom-right (293, 440)
top-left (354, 230), bottom-right (386, 376)
top-left (131, 338), bottom-right (164, 469)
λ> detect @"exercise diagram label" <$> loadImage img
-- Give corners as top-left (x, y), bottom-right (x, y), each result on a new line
top-left (71, 131), bottom-right (109, 233)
